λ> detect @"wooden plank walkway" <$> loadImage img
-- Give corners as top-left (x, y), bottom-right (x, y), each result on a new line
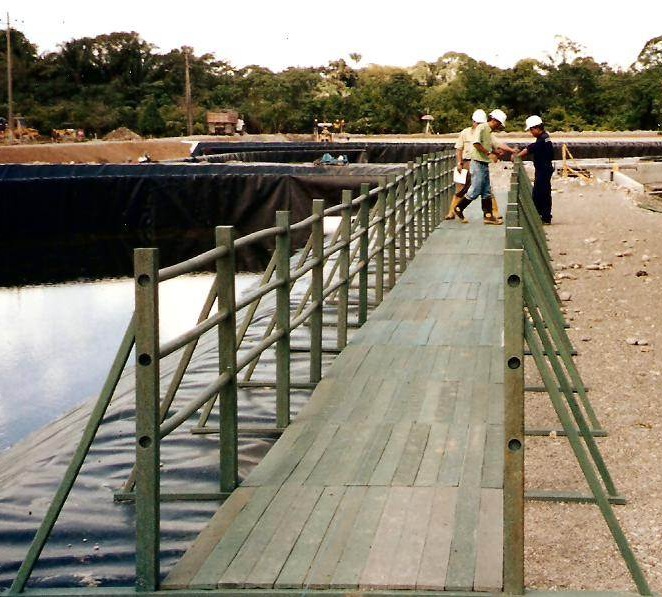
top-left (164, 212), bottom-right (505, 594)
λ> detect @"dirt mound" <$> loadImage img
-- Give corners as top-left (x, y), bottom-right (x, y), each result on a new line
top-left (103, 127), bottom-right (142, 142)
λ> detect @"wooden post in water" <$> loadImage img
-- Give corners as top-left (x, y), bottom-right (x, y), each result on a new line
top-left (503, 246), bottom-right (524, 594)
top-left (358, 183), bottom-right (370, 325)
top-left (275, 211), bottom-right (291, 429)
top-left (216, 226), bottom-right (238, 491)
top-left (310, 199), bottom-right (324, 383)
top-left (386, 174), bottom-right (397, 289)
top-left (134, 248), bottom-right (160, 592)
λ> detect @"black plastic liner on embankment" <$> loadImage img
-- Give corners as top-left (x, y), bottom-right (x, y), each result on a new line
top-left (0, 162), bottom-right (405, 285)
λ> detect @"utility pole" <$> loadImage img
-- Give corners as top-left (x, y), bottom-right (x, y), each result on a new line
top-left (184, 47), bottom-right (193, 136)
top-left (6, 12), bottom-right (13, 143)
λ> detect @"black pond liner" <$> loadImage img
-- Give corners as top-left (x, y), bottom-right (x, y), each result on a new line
top-left (0, 248), bottom-right (349, 590)
top-left (0, 162), bottom-right (404, 286)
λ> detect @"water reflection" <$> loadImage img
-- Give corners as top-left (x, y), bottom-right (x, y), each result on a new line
top-left (0, 273), bottom-right (259, 451)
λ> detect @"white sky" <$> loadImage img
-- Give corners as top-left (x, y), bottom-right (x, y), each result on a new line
top-left (3, 1), bottom-right (662, 72)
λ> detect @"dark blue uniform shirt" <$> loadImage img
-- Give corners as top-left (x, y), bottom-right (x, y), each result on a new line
top-left (527, 132), bottom-right (554, 173)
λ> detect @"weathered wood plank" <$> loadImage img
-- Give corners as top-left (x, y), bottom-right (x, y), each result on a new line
top-left (189, 486), bottom-right (279, 589)
top-left (162, 487), bottom-right (256, 589)
top-left (286, 423), bottom-right (340, 485)
top-left (389, 487), bottom-right (436, 589)
top-left (274, 486), bottom-right (345, 589)
top-left (305, 486), bottom-right (367, 589)
top-left (473, 488), bottom-right (504, 591)
top-left (359, 487), bottom-right (411, 589)
top-left (369, 420), bottom-right (413, 485)
top-left (244, 486), bottom-right (323, 588)
top-left (218, 484), bottom-right (301, 588)
top-left (482, 424), bottom-right (504, 489)
top-left (415, 422), bottom-right (449, 486)
top-left (392, 423), bottom-right (430, 486)
top-left (416, 487), bottom-right (458, 590)
top-left (330, 486), bottom-right (389, 588)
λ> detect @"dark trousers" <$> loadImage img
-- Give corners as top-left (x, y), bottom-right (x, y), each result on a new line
top-left (533, 167), bottom-right (553, 223)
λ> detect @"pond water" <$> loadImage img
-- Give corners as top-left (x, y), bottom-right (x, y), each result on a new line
top-left (0, 273), bottom-right (259, 451)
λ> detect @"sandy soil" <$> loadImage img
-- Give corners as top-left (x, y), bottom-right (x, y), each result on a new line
top-left (511, 168), bottom-right (662, 592)
top-left (0, 134), bottom-right (298, 164)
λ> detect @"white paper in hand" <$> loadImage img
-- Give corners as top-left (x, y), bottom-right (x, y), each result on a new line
top-left (453, 168), bottom-right (468, 185)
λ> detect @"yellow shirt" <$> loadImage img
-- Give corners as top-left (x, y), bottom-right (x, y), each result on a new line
top-left (454, 126), bottom-right (476, 161)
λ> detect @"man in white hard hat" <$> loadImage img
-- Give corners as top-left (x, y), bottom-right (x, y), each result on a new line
top-left (444, 108), bottom-right (487, 220)
top-left (515, 115), bottom-right (554, 224)
top-left (454, 109), bottom-right (516, 224)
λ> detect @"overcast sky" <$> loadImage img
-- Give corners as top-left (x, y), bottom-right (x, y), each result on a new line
top-left (3, 1), bottom-right (662, 71)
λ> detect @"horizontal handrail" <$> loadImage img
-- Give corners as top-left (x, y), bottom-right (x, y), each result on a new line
top-left (290, 212), bottom-right (321, 233)
top-left (160, 307), bottom-right (231, 358)
top-left (234, 225), bottom-right (285, 249)
top-left (159, 371), bottom-right (231, 438)
top-left (235, 277), bottom-right (285, 312)
top-left (159, 246), bottom-right (228, 281)
top-left (236, 329), bottom-right (285, 372)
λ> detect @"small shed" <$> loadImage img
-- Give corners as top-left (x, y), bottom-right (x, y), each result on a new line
top-left (207, 111), bottom-right (239, 135)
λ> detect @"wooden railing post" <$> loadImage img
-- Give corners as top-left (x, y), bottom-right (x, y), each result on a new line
top-left (375, 178), bottom-right (386, 305)
top-left (421, 154), bottom-right (430, 239)
top-left (503, 246), bottom-right (525, 595)
top-left (415, 157), bottom-right (425, 245)
top-left (432, 152), bottom-right (441, 227)
top-left (386, 174), bottom-right (397, 289)
top-left (276, 211), bottom-right (291, 429)
top-left (134, 248), bottom-right (160, 592)
top-left (338, 190), bottom-right (352, 349)
top-left (215, 226), bottom-right (238, 492)
top-left (407, 162), bottom-right (416, 259)
top-left (358, 183), bottom-right (370, 325)
top-left (310, 199), bottom-right (324, 383)
top-left (443, 150), bottom-right (452, 219)
top-left (398, 175), bottom-right (407, 275)
top-left (446, 150), bottom-right (454, 214)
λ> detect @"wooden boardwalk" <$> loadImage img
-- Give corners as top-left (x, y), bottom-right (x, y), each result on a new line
top-left (164, 213), bottom-right (505, 593)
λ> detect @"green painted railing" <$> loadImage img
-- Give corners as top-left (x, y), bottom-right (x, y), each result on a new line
top-left (503, 159), bottom-right (651, 595)
top-left (9, 151), bottom-right (455, 594)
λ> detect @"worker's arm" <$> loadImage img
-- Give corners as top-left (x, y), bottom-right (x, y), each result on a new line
top-left (455, 147), bottom-right (464, 171)
top-left (516, 147), bottom-right (530, 159)
top-left (493, 139), bottom-right (518, 154)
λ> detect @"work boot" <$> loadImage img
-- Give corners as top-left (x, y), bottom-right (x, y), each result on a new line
top-left (483, 214), bottom-right (503, 225)
top-left (454, 198), bottom-right (471, 224)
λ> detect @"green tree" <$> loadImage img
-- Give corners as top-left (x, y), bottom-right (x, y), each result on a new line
top-left (138, 95), bottom-right (166, 135)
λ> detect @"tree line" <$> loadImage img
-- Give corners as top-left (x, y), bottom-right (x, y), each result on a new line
top-left (2, 31), bottom-right (662, 137)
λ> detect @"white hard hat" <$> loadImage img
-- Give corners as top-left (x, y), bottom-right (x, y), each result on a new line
top-left (489, 109), bottom-right (507, 126)
top-left (525, 115), bottom-right (543, 130)
top-left (471, 109), bottom-right (487, 124)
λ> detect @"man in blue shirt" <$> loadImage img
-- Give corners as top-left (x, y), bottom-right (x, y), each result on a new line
top-left (516, 115), bottom-right (554, 224)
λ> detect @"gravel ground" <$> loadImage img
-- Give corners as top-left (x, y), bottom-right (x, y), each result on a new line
top-left (507, 167), bottom-right (662, 592)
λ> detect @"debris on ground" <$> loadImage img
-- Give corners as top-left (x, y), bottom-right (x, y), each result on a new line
top-left (102, 127), bottom-right (142, 142)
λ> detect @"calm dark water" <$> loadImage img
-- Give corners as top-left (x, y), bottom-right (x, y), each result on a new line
top-left (0, 273), bottom-right (259, 451)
